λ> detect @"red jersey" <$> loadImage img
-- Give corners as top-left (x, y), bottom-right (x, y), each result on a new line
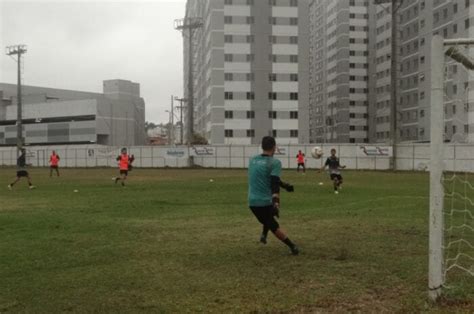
top-left (297, 153), bottom-right (305, 164)
top-left (50, 154), bottom-right (60, 166)
top-left (118, 154), bottom-right (130, 170)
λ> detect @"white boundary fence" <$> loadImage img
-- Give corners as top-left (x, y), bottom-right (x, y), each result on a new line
top-left (0, 143), bottom-right (473, 172)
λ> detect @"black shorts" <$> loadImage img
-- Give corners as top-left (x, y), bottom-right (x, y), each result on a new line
top-left (330, 174), bottom-right (343, 181)
top-left (250, 206), bottom-right (280, 232)
top-left (297, 162), bottom-right (305, 166)
top-left (17, 170), bottom-right (29, 177)
top-left (120, 170), bottom-right (128, 176)
top-left (50, 165), bottom-right (58, 169)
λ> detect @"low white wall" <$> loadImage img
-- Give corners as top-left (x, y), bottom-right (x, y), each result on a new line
top-left (0, 143), bottom-right (473, 172)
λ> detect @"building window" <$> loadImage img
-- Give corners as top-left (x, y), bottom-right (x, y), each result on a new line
top-left (224, 35), bottom-right (233, 43)
top-left (290, 36), bottom-right (298, 44)
top-left (349, 113), bottom-right (356, 118)
top-left (225, 0), bottom-right (232, 4)
top-left (247, 129), bottom-right (255, 137)
top-left (224, 16), bottom-right (233, 24)
top-left (246, 73), bottom-right (254, 81)
top-left (290, 111), bottom-right (298, 119)
top-left (269, 111), bottom-right (277, 119)
top-left (269, 73), bottom-right (277, 81)
top-left (225, 111), bottom-right (233, 119)
top-left (290, 130), bottom-right (298, 138)
top-left (290, 55), bottom-right (298, 63)
top-left (224, 92), bottom-right (233, 100)
top-left (290, 0), bottom-right (297, 7)
top-left (224, 54), bottom-right (233, 62)
top-left (290, 18), bottom-right (298, 25)
top-left (246, 92), bottom-right (255, 100)
top-left (225, 129), bottom-right (233, 137)
top-left (269, 92), bottom-right (277, 100)
top-left (224, 73), bottom-right (233, 81)
top-left (290, 93), bottom-right (298, 100)
top-left (246, 111), bottom-right (255, 119)
top-left (272, 130), bottom-right (277, 138)
top-left (290, 74), bottom-right (298, 81)
top-left (465, 18), bottom-right (470, 29)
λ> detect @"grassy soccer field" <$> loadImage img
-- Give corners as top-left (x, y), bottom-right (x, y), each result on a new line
top-left (0, 168), bottom-right (473, 312)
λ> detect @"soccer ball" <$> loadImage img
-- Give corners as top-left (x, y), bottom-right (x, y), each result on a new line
top-left (311, 146), bottom-right (323, 159)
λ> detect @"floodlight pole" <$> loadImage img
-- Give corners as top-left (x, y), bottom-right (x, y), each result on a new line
top-left (6, 45), bottom-right (27, 157)
top-left (175, 18), bottom-right (203, 144)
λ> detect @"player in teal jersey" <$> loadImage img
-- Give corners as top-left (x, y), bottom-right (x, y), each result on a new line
top-left (248, 136), bottom-right (299, 255)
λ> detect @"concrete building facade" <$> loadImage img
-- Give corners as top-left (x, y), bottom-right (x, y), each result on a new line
top-left (309, 0), bottom-right (371, 144)
top-left (310, 0), bottom-right (474, 144)
top-left (0, 79), bottom-right (146, 146)
top-left (183, 0), bottom-right (310, 145)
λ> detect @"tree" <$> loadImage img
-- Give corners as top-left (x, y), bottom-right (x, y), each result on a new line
top-left (191, 133), bottom-right (208, 145)
top-left (145, 121), bottom-right (158, 132)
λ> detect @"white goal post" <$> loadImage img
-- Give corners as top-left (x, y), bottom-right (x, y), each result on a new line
top-left (429, 36), bottom-right (474, 301)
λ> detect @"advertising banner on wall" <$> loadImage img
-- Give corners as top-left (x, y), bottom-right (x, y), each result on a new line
top-left (165, 148), bottom-right (187, 158)
top-left (358, 146), bottom-right (393, 157)
top-left (190, 146), bottom-right (215, 156)
top-left (274, 147), bottom-right (287, 156)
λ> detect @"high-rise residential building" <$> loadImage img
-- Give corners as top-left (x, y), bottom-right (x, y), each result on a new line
top-left (392, 0), bottom-right (473, 143)
top-left (310, 0), bottom-right (474, 144)
top-left (182, 0), bottom-right (310, 145)
top-left (309, 0), bottom-right (371, 144)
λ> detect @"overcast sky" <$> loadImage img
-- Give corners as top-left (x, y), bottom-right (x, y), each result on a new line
top-left (0, 0), bottom-right (186, 125)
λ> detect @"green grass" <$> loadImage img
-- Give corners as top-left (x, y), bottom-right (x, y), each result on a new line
top-left (0, 168), bottom-right (473, 312)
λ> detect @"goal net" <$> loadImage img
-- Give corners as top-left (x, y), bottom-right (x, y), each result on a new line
top-left (429, 36), bottom-right (474, 301)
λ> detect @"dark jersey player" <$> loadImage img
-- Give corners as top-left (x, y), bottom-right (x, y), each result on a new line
top-left (8, 148), bottom-right (35, 190)
top-left (320, 148), bottom-right (346, 194)
top-left (248, 136), bottom-right (299, 255)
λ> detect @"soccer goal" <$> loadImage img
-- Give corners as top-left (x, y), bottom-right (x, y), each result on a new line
top-left (429, 36), bottom-right (474, 301)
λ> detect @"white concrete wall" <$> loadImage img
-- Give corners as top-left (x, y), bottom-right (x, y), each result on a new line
top-left (1, 143), bottom-right (473, 172)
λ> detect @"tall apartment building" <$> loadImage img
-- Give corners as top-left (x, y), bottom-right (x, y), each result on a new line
top-left (310, 0), bottom-right (474, 144)
top-left (309, 0), bottom-right (371, 144)
top-left (393, 0), bottom-right (474, 143)
top-left (183, 0), bottom-right (310, 145)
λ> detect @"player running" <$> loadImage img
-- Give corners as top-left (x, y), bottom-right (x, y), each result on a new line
top-left (296, 150), bottom-right (306, 173)
top-left (248, 136), bottom-right (299, 255)
top-left (114, 148), bottom-right (134, 186)
top-left (320, 148), bottom-right (346, 194)
top-left (49, 150), bottom-right (60, 177)
top-left (8, 148), bottom-right (36, 190)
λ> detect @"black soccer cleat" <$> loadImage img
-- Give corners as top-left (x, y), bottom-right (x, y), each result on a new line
top-left (260, 235), bottom-right (267, 244)
top-left (290, 245), bottom-right (300, 256)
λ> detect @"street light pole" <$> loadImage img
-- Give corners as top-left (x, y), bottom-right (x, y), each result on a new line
top-left (174, 97), bottom-right (187, 145)
top-left (6, 45), bottom-right (27, 157)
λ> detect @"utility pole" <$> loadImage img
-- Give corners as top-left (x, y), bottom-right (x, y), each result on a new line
top-left (170, 95), bottom-right (174, 145)
top-left (374, 0), bottom-right (403, 170)
top-left (174, 97), bottom-right (186, 145)
top-left (6, 45), bottom-right (27, 157)
top-left (174, 17), bottom-right (203, 145)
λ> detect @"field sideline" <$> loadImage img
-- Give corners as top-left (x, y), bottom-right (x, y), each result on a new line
top-left (0, 168), bottom-right (473, 312)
